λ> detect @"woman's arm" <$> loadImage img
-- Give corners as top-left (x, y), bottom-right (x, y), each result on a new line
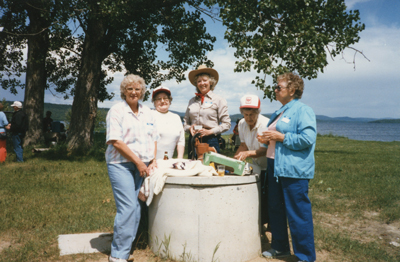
top-left (234, 143), bottom-right (267, 161)
top-left (109, 140), bottom-right (149, 177)
top-left (176, 145), bottom-right (185, 159)
top-left (215, 97), bottom-right (231, 134)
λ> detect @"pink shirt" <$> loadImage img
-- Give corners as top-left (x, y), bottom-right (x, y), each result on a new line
top-left (266, 112), bottom-right (284, 159)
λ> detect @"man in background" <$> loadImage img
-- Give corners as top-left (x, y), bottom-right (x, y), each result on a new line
top-left (43, 110), bottom-right (53, 133)
top-left (10, 101), bottom-right (28, 162)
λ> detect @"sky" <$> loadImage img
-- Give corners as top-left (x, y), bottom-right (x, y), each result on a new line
top-left (1, 0), bottom-right (399, 119)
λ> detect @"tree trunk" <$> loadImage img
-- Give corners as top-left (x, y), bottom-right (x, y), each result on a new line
top-left (23, 3), bottom-right (50, 147)
top-left (67, 18), bottom-right (107, 153)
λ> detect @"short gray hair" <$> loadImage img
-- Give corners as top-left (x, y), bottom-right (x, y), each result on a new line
top-left (120, 74), bottom-right (146, 100)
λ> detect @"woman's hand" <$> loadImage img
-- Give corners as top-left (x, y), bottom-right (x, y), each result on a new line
top-left (198, 128), bottom-right (213, 137)
top-left (257, 134), bottom-right (270, 145)
top-left (263, 130), bottom-right (285, 142)
top-left (189, 125), bottom-right (196, 136)
top-left (137, 161), bottom-right (149, 177)
top-left (148, 159), bottom-right (157, 173)
top-left (234, 151), bottom-right (249, 161)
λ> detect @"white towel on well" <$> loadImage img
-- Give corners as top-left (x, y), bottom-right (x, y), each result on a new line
top-left (144, 159), bottom-right (218, 206)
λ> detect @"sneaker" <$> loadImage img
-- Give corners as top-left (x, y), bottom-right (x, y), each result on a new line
top-left (108, 256), bottom-right (128, 262)
top-left (262, 248), bottom-right (291, 258)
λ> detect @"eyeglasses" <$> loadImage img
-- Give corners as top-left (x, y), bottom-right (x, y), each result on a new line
top-left (125, 87), bottom-right (142, 93)
top-left (155, 97), bottom-right (170, 102)
top-left (274, 85), bottom-right (287, 91)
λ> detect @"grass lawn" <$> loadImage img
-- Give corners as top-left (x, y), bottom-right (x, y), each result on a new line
top-left (0, 134), bottom-right (399, 261)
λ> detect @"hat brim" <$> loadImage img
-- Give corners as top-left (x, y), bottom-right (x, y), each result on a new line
top-left (188, 68), bottom-right (219, 87)
top-left (11, 103), bottom-right (22, 108)
top-left (152, 89), bottom-right (171, 99)
top-left (239, 105), bottom-right (260, 109)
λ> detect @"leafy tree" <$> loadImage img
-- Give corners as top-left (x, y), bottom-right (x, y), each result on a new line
top-left (214, 0), bottom-right (366, 99)
top-left (0, 0), bottom-right (71, 146)
top-left (63, 0), bottom-right (216, 153)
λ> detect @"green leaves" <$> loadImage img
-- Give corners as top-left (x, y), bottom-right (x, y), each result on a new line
top-left (215, 0), bottom-right (365, 99)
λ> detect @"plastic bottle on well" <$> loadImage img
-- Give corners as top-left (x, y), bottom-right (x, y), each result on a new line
top-left (163, 151), bottom-right (169, 160)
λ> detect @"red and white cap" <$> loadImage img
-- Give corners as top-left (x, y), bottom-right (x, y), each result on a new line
top-left (152, 86), bottom-right (171, 99)
top-left (240, 95), bottom-right (260, 109)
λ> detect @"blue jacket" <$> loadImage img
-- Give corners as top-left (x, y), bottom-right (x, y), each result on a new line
top-left (267, 99), bottom-right (317, 180)
top-left (0, 111), bottom-right (8, 133)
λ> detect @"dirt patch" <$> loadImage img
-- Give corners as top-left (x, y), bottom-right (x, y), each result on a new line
top-left (315, 211), bottom-right (400, 246)
top-left (0, 240), bottom-right (12, 253)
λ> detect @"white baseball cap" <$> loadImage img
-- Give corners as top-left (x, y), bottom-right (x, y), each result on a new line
top-left (152, 86), bottom-right (171, 99)
top-left (11, 101), bottom-right (23, 108)
top-left (239, 95), bottom-right (260, 109)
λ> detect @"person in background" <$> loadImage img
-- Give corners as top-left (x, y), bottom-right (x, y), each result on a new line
top-left (151, 86), bottom-right (185, 159)
top-left (105, 74), bottom-right (159, 262)
top-left (0, 103), bottom-right (11, 163)
top-left (233, 94), bottom-right (270, 231)
top-left (183, 65), bottom-right (231, 158)
top-left (10, 101), bottom-right (28, 162)
top-left (43, 110), bottom-right (53, 133)
top-left (231, 118), bottom-right (241, 150)
top-left (258, 72), bottom-right (316, 262)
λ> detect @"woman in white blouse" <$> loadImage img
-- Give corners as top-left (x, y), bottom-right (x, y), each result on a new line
top-left (152, 86), bottom-right (185, 159)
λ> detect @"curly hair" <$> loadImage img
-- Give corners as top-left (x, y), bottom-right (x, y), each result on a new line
top-left (194, 73), bottom-right (217, 92)
top-left (277, 72), bottom-right (304, 99)
top-left (120, 74), bottom-right (146, 100)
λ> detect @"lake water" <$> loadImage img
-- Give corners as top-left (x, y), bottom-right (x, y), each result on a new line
top-left (223, 121), bottom-right (400, 142)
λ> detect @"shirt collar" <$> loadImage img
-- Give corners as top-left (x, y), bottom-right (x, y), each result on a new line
top-left (275, 99), bottom-right (298, 115)
top-left (244, 114), bottom-right (263, 131)
top-left (123, 100), bottom-right (143, 115)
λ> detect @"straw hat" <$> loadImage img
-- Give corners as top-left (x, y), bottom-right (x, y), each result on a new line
top-left (188, 65), bottom-right (219, 87)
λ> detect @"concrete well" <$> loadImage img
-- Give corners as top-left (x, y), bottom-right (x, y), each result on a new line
top-left (148, 175), bottom-right (261, 262)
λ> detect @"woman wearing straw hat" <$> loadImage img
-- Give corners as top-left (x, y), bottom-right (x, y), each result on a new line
top-left (184, 65), bottom-right (231, 158)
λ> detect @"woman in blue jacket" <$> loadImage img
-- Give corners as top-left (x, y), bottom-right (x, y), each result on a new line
top-left (258, 72), bottom-right (317, 262)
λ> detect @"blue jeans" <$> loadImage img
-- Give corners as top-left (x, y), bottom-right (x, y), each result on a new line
top-left (267, 158), bottom-right (316, 262)
top-left (12, 134), bottom-right (24, 162)
top-left (107, 162), bottom-right (144, 259)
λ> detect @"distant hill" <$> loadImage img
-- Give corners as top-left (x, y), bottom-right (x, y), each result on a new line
top-left (315, 115), bottom-right (378, 122)
top-left (369, 119), bottom-right (400, 123)
top-left (4, 101), bottom-right (396, 123)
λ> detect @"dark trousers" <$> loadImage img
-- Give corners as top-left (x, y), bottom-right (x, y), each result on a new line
top-left (12, 133), bottom-right (24, 162)
top-left (267, 158), bottom-right (316, 262)
top-left (188, 133), bottom-right (221, 159)
top-left (260, 170), bottom-right (269, 226)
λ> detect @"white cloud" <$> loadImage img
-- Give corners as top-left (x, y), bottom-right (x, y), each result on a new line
top-left (345, 0), bottom-right (372, 9)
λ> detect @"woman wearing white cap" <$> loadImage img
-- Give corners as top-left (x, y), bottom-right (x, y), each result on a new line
top-left (183, 65), bottom-right (231, 158)
top-left (151, 86), bottom-right (185, 159)
top-left (233, 94), bottom-right (270, 229)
